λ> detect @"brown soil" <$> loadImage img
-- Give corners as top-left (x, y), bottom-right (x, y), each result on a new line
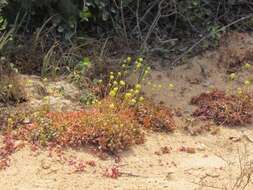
top-left (1, 32), bottom-right (253, 190)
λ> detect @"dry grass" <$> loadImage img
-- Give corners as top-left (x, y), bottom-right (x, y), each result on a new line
top-left (218, 32), bottom-right (253, 73)
top-left (195, 145), bottom-right (253, 190)
top-left (0, 73), bottom-right (27, 105)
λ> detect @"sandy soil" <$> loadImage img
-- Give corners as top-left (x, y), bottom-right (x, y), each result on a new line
top-left (1, 32), bottom-right (253, 190)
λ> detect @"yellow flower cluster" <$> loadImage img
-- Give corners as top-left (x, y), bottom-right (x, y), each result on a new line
top-left (109, 86), bottom-right (119, 97)
top-left (244, 80), bottom-right (251, 86)
top-left (135, 57), bottom-right (144, 69)
top-left (108, 71), bottom-right (127, 98)
top-left (122, 56), bottom-right (132, 67)
top-left (237, 87), bottom-right (243, 95)
top-left (100, 55), bottom-right (151, 107)
top-left (168, 83), bottom-right (174, 89)
top-left (122, 83), bottom-right (145, 105)
top-left (244, 63), bottom-right (251, 69)
top-left (119, 80), bottom-right (125, 86)
top-left (229, 73), bottom-right (236, 80)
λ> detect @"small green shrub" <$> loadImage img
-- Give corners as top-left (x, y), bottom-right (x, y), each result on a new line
top-left (79, 90), bottom-right (97, 106)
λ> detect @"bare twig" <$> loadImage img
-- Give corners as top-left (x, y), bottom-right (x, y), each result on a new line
top-left (100, 37), bottom-right (110, 58)
top-left (170, 14), bottom-right (253, 66)
top-left (120, 0), bottom-right (129, 47)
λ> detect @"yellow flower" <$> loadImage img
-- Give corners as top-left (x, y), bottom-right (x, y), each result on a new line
top-left (244, 80), bottom-right (251, 86)
top-left (168, 83), bottom-right (174, 89)
top-left (109, 91), bottom-right (116, 97)
top-left (229, 73), bottom-right (236, 80)
top-left (136, 63), bottom-right (142, 69)
top-left (7, 118), bottom-right (13, 125)
top-left (237, 88), bottom-right (243, 95)
top-left (129, 89), bottom-right (134, 93)
top-left (43, 96), bottom-right (50, 101)
top-left (124, 93), bottom-right (132, 99)
top-left (139, 97), bottom-right (144, 102)
top-left (109, 103), bottom-right (115, 109)
top-left (113, 87), bottom-right (119, 92)
top-left (135, 84), bottom-right (141, 89)
top-left (113, 81), bottom-right (118, 86)
top-left (110, 75), bottom-right (114, 80)
top-left (122, 64), bottom-right (126, 68)
top-left (117, 72), bottom-right (122, 76)
top-left (138, 57), bottom-right (144, 62)
top-left (127, 57), bottom-right (132, 62)
top-left (130, 99), bottom-right (137, 105)
top-left (98, 79), bottom-right (103, 84)
top-left (119, 80), bottom-right (126, 86)
top-left (134, 89), bottom-right (140, 94)
top-left (158, 84), bottom-right (162, 88)
top-left (244, 63), bottom-right (251, 69)
top-left (110, 72), bottom-right (114, 75)
top-left (8, 84), bottom-right (13, 88)
top-left (27, 80), bottom-right (33, 86)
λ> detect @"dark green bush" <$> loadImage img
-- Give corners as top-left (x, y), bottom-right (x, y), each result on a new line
top-left (2, 1), bottom-right (252, 35)
top-left (0, 0), bottom-right (252, 52)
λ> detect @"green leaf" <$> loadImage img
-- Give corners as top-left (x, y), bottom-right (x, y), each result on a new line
top-left (79, 7), bottom-right (92, 22)
top-left (82, 57), bottom-right (91, 66)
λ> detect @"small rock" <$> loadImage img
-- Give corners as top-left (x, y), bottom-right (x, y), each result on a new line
top-left (41, 160), bottom-right (51, 170)
top-left (14, 140), bottom-right (25, 150)
top-left (196, 143), bottom-right (207, 151)
top-left (229, 136), bottom-right (241, 142)
top-left (165, 171), bottom-right (174, 180)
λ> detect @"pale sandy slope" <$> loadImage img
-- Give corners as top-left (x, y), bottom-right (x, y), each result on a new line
top-left (1, 32), bottom-right (253, 190)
